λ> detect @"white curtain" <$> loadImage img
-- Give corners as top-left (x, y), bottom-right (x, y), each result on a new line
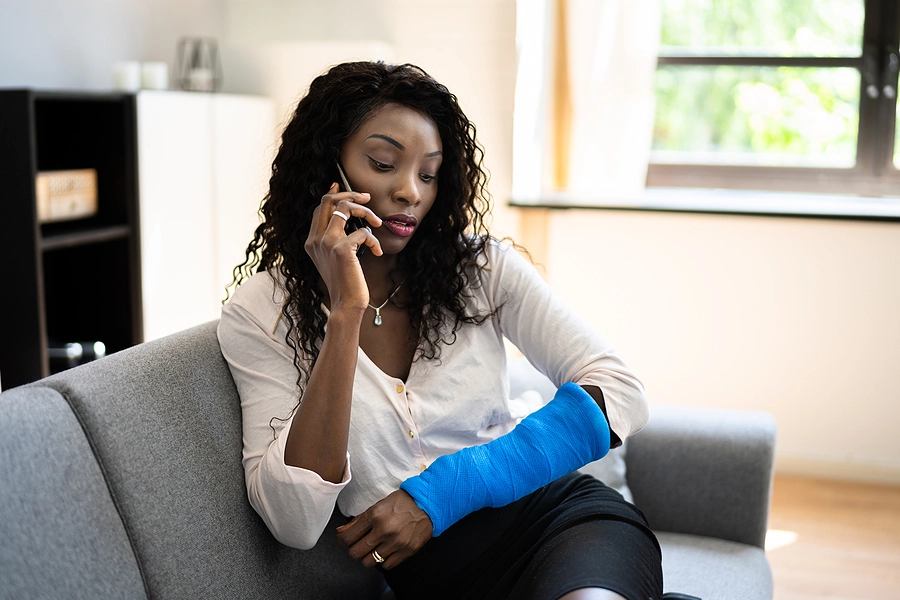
top-left (513, 0), bottom-right (661, 200)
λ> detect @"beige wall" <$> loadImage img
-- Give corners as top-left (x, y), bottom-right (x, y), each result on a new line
top-left (541, 208), bottom-right (900, 483)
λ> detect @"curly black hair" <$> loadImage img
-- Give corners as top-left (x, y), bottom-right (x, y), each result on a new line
top-left (228, 61), bottom-right (496, 389)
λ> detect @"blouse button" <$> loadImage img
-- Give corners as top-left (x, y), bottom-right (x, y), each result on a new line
top-left (408, 429), bottom-right (415, 439)
top-left (396, 384), bottom-right (404, 394)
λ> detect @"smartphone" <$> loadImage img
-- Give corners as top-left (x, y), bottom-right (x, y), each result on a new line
top-left (335, 161), bottom-right (370, 258)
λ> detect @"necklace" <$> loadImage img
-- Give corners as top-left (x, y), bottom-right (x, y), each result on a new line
top-left (368, 279), bottom-right (405, 326)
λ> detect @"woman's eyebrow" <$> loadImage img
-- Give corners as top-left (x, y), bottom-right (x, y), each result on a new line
top-left (366, 134), bottom-right (442, 157)
top-left (367, 134), bottom-right (404, 150)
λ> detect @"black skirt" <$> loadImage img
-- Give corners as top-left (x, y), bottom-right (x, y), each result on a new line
top-left (382, 473), bottom-right (663, 600)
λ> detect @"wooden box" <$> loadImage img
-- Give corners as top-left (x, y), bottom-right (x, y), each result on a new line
top-left (35, 168), bottom-right (98, 222)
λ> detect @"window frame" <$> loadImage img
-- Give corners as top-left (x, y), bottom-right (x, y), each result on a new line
top-left (646, 0), bottom-right (900, 197)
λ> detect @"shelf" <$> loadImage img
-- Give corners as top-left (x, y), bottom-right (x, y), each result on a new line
top-left (0, 89), bottom-right (142, 389)
top-left (42, 238), bottom-right (137, 357)
top-left (41, 225), bottom-right (131, 251)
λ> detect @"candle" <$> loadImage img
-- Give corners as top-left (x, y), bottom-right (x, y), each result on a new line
top-left (141, 62), bottom-right (169, 90)
top-left (113, 61), bottom-right (141, 92)
top-left (189, 67), bottom-right (214, 92)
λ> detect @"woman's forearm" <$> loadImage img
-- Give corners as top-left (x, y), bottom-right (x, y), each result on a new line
top-left (580, 384), bottom-right (622, 448)
top-left (282, 307), bottom-right (364, 482)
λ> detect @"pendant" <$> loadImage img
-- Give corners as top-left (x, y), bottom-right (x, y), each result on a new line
top-left (368, 279), bottom-right (405, 327)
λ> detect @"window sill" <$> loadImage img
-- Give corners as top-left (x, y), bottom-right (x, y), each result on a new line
top-left (509, 188), bottom-right (900, 222)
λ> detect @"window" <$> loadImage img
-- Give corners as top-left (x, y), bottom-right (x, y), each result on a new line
top-left (648, 0), bottom-right (900, 196)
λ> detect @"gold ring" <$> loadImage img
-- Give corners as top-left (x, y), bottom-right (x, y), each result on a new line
top-left (372, 550), bottom-right (385, 564)
top-left (332, 210), bottom-right (349, 221)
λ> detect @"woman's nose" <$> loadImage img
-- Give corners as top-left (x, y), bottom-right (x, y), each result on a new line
top-left (392, 170), bottom-right (422, 206)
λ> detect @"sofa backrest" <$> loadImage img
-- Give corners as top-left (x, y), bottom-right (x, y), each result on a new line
top-left (28, 320), bottom-right (384, 600)
top-left (1, 386), bottom-right (147, 599)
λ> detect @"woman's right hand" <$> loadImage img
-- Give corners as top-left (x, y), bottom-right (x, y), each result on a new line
top-left (287, 184), bottom-right (381, 480)
top-left (304, 183), bottom-right (383, 314)
top-left (336, 489), bottom-right (433, 570)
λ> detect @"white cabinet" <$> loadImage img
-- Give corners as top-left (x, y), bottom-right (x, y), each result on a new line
top-left (136, 91), bottom-right (275, 341)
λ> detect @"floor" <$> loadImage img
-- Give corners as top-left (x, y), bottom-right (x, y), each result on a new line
top-left (766, 474), bottom-right (900, 600)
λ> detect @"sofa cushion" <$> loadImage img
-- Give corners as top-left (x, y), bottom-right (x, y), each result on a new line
top-left (0, 386), bottom-right (147, 599)
top-left (36, 321), bottom-right (385, 600)
top-left (657, 532), bottom-right (773, 600)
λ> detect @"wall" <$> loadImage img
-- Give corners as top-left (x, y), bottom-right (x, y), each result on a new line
top-left (540, 207), bottom-right (900, 483)
top-left (0, 0), bottom-right (225, 90)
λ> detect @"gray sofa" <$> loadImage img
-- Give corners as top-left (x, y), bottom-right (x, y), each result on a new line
top-left (0, 321), bottom-right (776, 599)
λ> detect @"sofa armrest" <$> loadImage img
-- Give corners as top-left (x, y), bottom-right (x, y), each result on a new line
top-left (625, 404), bottom-right (777, 549)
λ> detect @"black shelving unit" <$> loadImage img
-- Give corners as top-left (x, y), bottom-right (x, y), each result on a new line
top-left (0, 90), bottom-right (142, 389)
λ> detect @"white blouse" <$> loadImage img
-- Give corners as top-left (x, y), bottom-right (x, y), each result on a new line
top-left (217, 239), bottom-right (648, 549)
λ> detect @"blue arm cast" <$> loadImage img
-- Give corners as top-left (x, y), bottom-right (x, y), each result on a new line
top-left (399, 382), bottom-right (611, 536)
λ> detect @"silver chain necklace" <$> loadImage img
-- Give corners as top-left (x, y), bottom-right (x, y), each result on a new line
top-left (368, 280), bottom-right (405, 326)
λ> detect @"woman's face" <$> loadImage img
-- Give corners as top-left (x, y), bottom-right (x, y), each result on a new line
top-left (339, 103), bottom-right (443, 256)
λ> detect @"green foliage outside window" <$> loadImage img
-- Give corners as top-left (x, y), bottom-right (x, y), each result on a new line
top-left (653, 66), bottom-right (860, 166)
top-left (896, 101), bottom-right (900, 167)
top-left (659, 0), bottom-right (864, 56)
top-left (653, 0), bottom-right (866, 167)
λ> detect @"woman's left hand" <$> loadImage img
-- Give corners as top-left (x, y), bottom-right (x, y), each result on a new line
top-left (336, 489), bottom-right (433, 569)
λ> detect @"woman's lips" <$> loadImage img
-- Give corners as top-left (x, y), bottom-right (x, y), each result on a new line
top-left (382, 214), bottom-right (418, 238)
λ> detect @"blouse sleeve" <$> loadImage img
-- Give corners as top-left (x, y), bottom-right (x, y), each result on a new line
top-left (486, 242), bottom-right (650, 440)
top-left (217, 274), bottom-right (350, 549)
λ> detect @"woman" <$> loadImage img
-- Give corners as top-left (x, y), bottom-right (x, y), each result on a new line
top-left (219, 61), bottom-right (663, 600)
